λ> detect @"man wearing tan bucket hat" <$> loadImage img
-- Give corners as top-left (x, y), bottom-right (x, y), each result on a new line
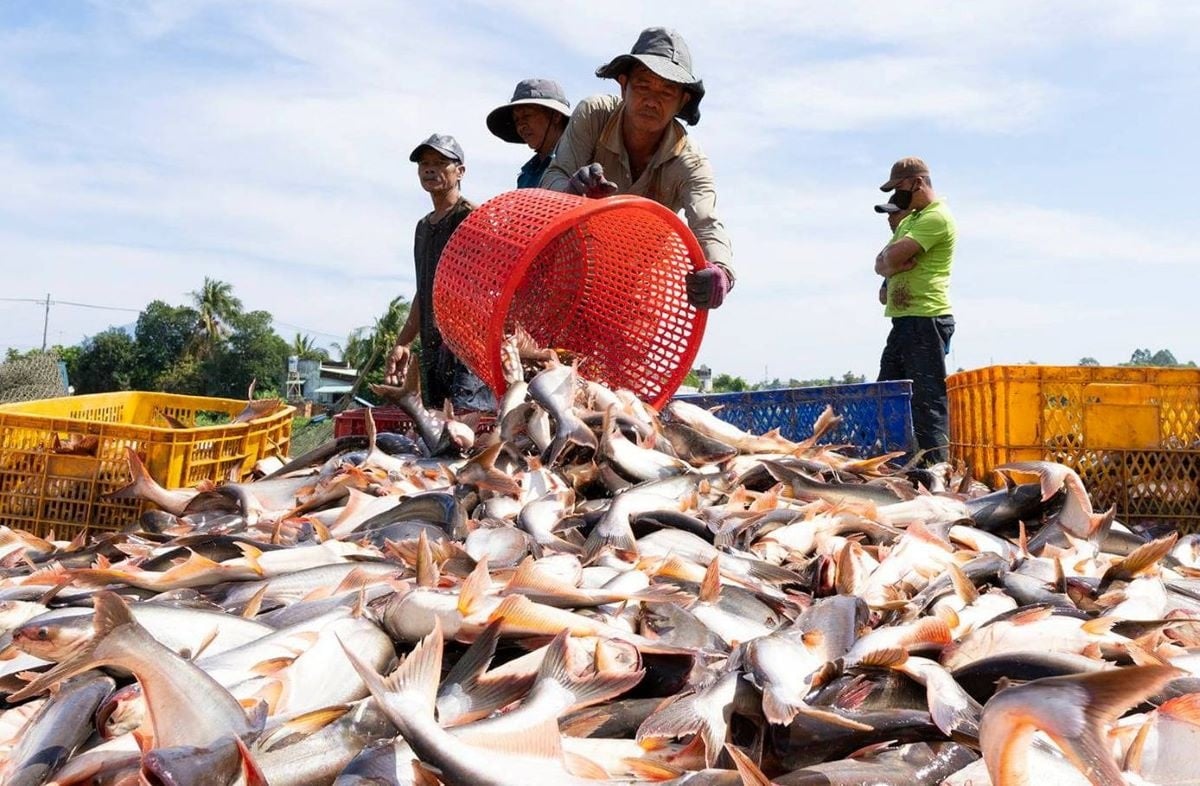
top-left (873, 156), bottom-right (956, 464)
top-left (487, 78), bottom-right (572, 189)
top-left (541, 27), bottom-right (734, 310)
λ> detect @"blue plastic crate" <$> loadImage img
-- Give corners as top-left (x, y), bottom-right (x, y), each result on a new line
top-left (675, 381), bottom-right (914, 456)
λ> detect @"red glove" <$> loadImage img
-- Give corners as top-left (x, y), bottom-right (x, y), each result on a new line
top-left (686, 265), bottom-right (731, 309)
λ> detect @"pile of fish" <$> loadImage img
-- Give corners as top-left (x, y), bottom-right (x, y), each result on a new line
top-left (3, 335), bottom-right (1200, 786)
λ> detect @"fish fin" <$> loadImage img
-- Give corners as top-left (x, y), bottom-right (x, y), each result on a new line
top-left (241, 584), bottom-right (269, 619)
top-left (463, 443), bottom-right (523, 496)
top-left (340, 620), bottom-right (443, 730)
top-left (741, 557), bottom-right (804, 586)
top-left (947, 561), bottom-right (980, 605)
top-left (1081, 616), bottom-right (1119, 636)
top-left (906, 617), bottom-right (952, 646)
top-left (637, 692), bottom-right (704, 742)
top-left (559, 710), bottom-right (611, 738)
top-left (1007, 605), bottom-right (1055, 626)
top-left (234, 541), bottom-right (264, 575)
top-left (543, 416), bottom-right (598, 468)
top-left (233, 736), bottom-right (269, 786)
top-left (258, 704), bottom-right (352, 751)
top-left (801, 629), bottom-right (825, 649)
top-left (1123, 640), bottom-right (1168, 667)
top-left (1123, 714), bottom-right (1153, 773)
top-left (250, 656), bottom-right (296, 676)
top-left (1102, 532), bottom-right (1177, 585)
top-left (761, 686), bottom-right (804, 725)
top-left (563, 751), bottom-right (610, 779)
top-left (622, 757), bottom-right (684, 780)
top-left (855, 646), bottom-right (909, 669)
top-left (725, 744), bottom-right (773, 786)
top-left (1159, 693), bottom-right (1200, 724)
top-left (457, 556), bottom-right (491, 616)
top-left (537, 630), bottom-right (645, 710)
top-left (105, 446), bottom-right (157, 501)
top-left (935, 604), bottom-right (961, 631)
top-left (415, 530), bottom-right (439, 588)
top-left (251, 680), bottom-right (284, 716)
top-left (1018, 521), bottom-right (1029, 557)
top-left (997, 461), bottom-right (1066, 502)
top-left (439, 673), bottom-right (533, 727)
top-left (7, 590), bottom-right (131, 701)
top-left (698, 557), bottom-right (721, 604)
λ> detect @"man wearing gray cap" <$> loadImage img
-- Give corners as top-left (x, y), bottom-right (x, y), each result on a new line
top-left (541, 27), bottom-right (734, 310)
top-left (873, 156), bottom-right (956, 464)
top-left (386, 133), bottom-right (494, 411)
top-left (487, 79), bottom-right (572, 189)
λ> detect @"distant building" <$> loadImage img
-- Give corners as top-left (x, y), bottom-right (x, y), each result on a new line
top-left (293, 360), bottom-right (359, 405)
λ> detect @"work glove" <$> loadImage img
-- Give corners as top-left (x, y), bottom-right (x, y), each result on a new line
top-left (566, 163), bottom-right (618, 198)
top-left (686, 264), bottom-right (731, 310)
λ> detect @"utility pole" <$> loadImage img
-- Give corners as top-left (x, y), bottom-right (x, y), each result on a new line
top-left (41, 294), bottom-right (50, 352)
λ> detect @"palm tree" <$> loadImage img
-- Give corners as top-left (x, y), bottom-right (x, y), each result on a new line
top-left (336, 296), bottom-right (411, 410)
top-left (291, 333), bottom-right (328, 362)
top-left (332, 328), bottom-right (371, 370)
top-left (189, 277), bottom-right (243, 354)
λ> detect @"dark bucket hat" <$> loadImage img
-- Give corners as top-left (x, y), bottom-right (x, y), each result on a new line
top-left (595, 27), bottom-right (705, 126)
top-left (409, 133), bottom-right (464, 164)
top-left (486, 79), bottom-right (571, 144)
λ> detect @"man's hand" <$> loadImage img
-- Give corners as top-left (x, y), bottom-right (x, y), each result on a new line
top-left (686, 264), bottom-right (731, 310)
top-left (384, 343), bottom-right (412, 386)
top-left (566, 163), bottom-right (618, 198)
top-left (878, 280), bottom-right (888, 305)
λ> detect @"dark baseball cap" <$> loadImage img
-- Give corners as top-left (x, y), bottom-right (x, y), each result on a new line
top-left (595, 27), bottom-right (705, 126)
top-left (487, 79), bottom-right (571, 144)
top-left (880, 156), bottom-right (930, 191)
top-left (874, 194), bottom-right (904, 214)
top-left (409, 133), bottom-right (464, 163)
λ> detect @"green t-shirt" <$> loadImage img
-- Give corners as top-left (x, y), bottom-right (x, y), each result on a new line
top-left (884, 200), bottom-right (955, 317)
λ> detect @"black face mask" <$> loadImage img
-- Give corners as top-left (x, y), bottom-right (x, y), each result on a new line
top-left (891, 188), bottom-right (913, 210)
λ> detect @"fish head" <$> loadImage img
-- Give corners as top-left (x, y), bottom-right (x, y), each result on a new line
top-left (11, 616), bottom-right (92, 661)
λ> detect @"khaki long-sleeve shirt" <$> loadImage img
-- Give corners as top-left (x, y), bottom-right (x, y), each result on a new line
top-left (541, 94), bottom-right (734, 282)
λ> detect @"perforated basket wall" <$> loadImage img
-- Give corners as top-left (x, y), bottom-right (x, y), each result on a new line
top-left (333, 407), bottom-right (496, 440)
top-left (0, 392), bottom-right (294, 539)
top-left (433, 189), bottom-right (708, 409)
top-left (677, 382), bottom-right (915, 457)
top-left (947, 365), bottom-right (1200, 531)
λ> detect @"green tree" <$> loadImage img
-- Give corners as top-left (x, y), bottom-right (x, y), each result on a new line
top-left (332, 328), bottom-right (371, 370)
top-left (1129, 348), bottom-right (1154, 366)
top-left (201, 310), bottom-right (289, 398)
top-left (134, 300), bottom-right (198, 389)
top-left (189, 277), bottom-right (243, 355)
top-left (337, 296), bottom-right (412, 408)
top-left (712, 373), bottom-right (748, 393)
top-left (291, 333), bottom-right (330, 362)
top-left (1079, 356), bottom-right (1100, 366)
top-left (1150, 349), bottom-right (1179, 367)
top-left (73, 329), bottom-right (137, 393)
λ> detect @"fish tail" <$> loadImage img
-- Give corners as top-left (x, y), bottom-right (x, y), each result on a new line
top-left (582, 521), bottom-right (638, 563)
top-left (340, 619), bottom-right (443, 731)
top-left (981, 664), bottom-right (1180, 786)
top-left (543, 417), bottom-right (598, 467)
top-left (725, 743), bottom-right (773, 786)
top-left (105, 446), bottom-right (159, 502)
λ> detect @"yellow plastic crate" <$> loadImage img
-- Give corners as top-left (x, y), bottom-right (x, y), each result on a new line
top-left (948, 365), bottom-right (1200, 529)
top-left (0, 392), bottom-right (294, 539)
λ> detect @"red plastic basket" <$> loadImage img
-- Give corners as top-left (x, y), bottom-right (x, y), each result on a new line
top-left (432, 189), bottom-right (708, 409)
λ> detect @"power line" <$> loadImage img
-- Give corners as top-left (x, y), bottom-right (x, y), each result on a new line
top-left (0, 296), bottom-right (139, 313)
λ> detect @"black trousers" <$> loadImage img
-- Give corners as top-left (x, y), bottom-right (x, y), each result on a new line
top-left (878, 315), bottom-right (955, 464)
top-left (421, 346), bottom-right (496, 413)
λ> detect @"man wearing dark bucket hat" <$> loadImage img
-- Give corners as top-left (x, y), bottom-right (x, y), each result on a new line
top-left (873, 156), bottom-right (956, 464)
top-left (386, 133), bottom-right (496, 412)
top-left (487, 79), bottom-right (572, 189)
top-left (541, 27), bottom-right (735, 310)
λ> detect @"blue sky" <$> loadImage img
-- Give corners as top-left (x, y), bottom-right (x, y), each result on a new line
top-left (1, 1), bottom-right (1198, 383)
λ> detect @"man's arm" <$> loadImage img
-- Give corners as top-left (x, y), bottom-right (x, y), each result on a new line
top-left (385, 302), bottom-right (421, 385)
top-left (677, 154), bottom-right (735, 285)
top-left (540, 98), bottom-right (605, 192)
top-left (874, 237), bottom-right (921, 277)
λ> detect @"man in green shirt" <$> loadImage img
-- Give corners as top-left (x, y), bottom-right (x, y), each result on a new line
top-left (874, 157), bottom-right (956, 463)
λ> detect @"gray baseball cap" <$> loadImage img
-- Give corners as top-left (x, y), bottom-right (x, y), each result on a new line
top-left (487, 79), bottom-right (571, 144)
top-left (874, 194), bottom-right (903, 214)
top-left (409, 133), bottom-right (464, 163)
top-left (595, 27), bottom-right (705, 126)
